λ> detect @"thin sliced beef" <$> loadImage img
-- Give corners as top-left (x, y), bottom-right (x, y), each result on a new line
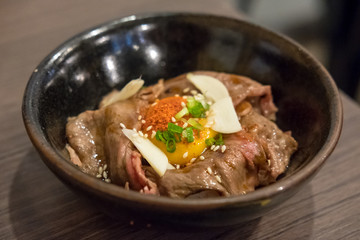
top-left (240, 110), bottom-right (298, 183)
top-left (66, 81), bottom-right (164, 193)
top-left (150, 109), bottom-right (297, 198)
top-left (103, 99), bottom-right (144, 185)
top-left (66, 72), bottom-right (297, 198)
top-left (125, 150), bottom-right (158, 194)
top-left (156, 134), bottom-right (260, 198)
top-left (66, 109), bottom-right (106, 175)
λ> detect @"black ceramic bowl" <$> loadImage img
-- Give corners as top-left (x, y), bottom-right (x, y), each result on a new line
top-left (22, 13), bottom-right (342, 227)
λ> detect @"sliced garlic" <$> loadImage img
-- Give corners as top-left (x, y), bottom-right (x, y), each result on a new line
top-left (167, 164), bottom-right (175, 170)
top-left (122, 129), bottom-right (168, 177)
top-left (207, 96), bottom-right (242, 133)
top-left (100, 78), bottom-right (144, 108)
top-left (186, 73), bottom-right (229, 102)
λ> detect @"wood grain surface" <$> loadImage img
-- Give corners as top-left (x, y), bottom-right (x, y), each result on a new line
top-left (1, 1), bottom-right (359, 239)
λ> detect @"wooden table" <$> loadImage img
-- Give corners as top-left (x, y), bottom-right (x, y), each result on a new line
top-left (1, 1), bottom-right (359, 239)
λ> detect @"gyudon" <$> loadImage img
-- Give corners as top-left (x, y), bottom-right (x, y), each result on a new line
top-left (66, 71), bottom-right (298, 198)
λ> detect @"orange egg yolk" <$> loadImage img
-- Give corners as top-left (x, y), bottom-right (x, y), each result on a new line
top-left (142, 96), bottom-right (217, 165)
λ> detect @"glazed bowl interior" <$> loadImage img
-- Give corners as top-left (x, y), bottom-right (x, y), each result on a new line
top-left (23, 13), bottom-right (342, 226)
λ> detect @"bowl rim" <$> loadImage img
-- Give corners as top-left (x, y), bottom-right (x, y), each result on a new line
top-left (22, 12), bottom-right (343, 210)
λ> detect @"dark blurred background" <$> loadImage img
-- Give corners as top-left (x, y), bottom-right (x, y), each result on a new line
top-left (1, 0), bottom-right (359, 103)
top-left (236, 0), bottom-right (360, 103)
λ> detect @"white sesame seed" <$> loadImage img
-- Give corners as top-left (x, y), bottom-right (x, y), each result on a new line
top-left (175, 94), bottom-right (180, 97)
top-left (199, 156), bottom-right (205, 160)
top-left (190, 158), bottom-right (196, 163)
top-left (210, 145), bottom-right (215, 150)
top-left (105, 179), bottom-right (111, 183)
top-left (103, 171), bottom-right (108, 179)
top-left (151, 131), bottom-right (156, 138)
top-left (146, 125), bottom-right (153, 131)
top-left (191, 90), bottom-right (198, 95)
top-left (207, 167), bottom-right (213, 174)
top-left (141, 120), bottom-right (146, 124)
top-left (171, 117), bottom-right (176, 122)
top-left (144, 134), bottom-right (148, 138)
top-left (221, 145), bottom-right (227, 153)
top-left (98, 166), bottom-right (103, 174)
top-left (96, 174), bottom-right (102, 178)
top-left (151, 102), bottom-right (157, 106)
top-left (183, 152), bottom-right (188, 158)
top-left (176, 164), bottom-right (180, 169)
top-left (267, 160), bottom-right (271, 166)
top-left (181, 102), bottom-right (186, 107)
top-left (120, 123), bottom-right (126, 129)
top-left (215, 175), bottom-right (222, 183)
top-left (138, 131), bottom-right (144, 137)
top-left (183, 87), bottom-right (190, 93)
top-left (144, 186), bottom-right (149, 191)
top-left (207, 101), bottom-right (212, 105)
top-left (138, 115), bottom-right (142, 121)
top-left (183, 122), bottom-right (188, 128)
top-left (133, 128), bottom-right (137, 132)
top-left (214, 145), bottom-right (220, 151)
top-left (103, 164), bottom-right (107, 170)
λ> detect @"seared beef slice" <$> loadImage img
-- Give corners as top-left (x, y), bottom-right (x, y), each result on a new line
top-left (66, 72), bottom-right (297, 198)
top-left (66, 82), bottom-right (163, 192)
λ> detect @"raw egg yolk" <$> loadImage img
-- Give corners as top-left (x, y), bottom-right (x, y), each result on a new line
top-left (142, 96), bottom-right (217, 165)
top-left (152, 119), bottom-right (217, 165)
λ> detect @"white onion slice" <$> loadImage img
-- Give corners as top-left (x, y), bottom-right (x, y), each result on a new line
top-left (186, 73), bottom-right (229, 102)
top-left (101, 78), bottom-right (144, 107)
top-left (122, 129), bottom-right (168, 177)
top-left (207, 96), bottom-right (242, 133)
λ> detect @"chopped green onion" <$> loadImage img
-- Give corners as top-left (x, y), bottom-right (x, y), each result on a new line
top-left (205, 133), bottom-right (224, 146)
top-left (187, 118), bottom-right (203, 130)
top-left (156, 131), bottom-right (166, 143)
top-left (168, 122), bottom-right (183, 134)
top-left (185, 127), bottom-right (194, 142)
top-left (162, 131), bottom-right (172, 141)
top-left (166, 138), bottom-right (176, 153)
top-left (215, 133), bottom-right (224, 145)
top-left (200, 100), bottom-right (210, 110)
top-left (188, 102), bottom-right (205, 118)
top-left (175, 107), bottom-right (189, 119)
top-left (187, 97), bottom-right (207, 118)
top-left (186, 97), bottom-right (196, 107)
top-left (173, 133), bottom-right (182, 143)
top-left (205, 137), bottom-right (215, 146)
top-left (156, 130), bottom-right (179, 152)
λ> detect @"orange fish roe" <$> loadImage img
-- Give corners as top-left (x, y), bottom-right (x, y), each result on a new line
top-left (142, 96), bottom-right (186, 133)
